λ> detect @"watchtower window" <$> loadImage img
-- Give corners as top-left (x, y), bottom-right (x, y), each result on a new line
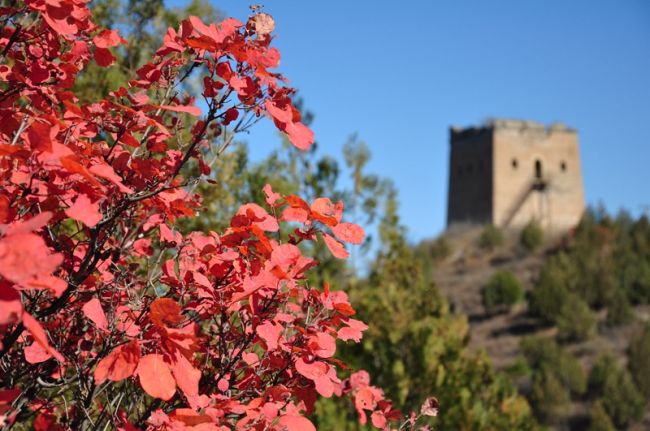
top-left (560, 161), bottom-right (567, 172)
top-left (535, 159), bottom-right (543, 179)
top-left (511, 158), bottom-right (518, 169)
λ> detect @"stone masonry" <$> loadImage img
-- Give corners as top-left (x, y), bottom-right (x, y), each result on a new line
top-left (447, 119), bottom-right (585, 232)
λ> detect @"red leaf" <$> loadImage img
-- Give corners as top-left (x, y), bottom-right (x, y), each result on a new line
top-left (150, 298), bottom-right (183, 328)
top-left (28, 62), bottom-right (50, 84)
top-left (160, 224), bottom-right (182, 245)
top-left (42, 5), bottom-right (78, 35)
top-left (94, 47), bottom-right (116, 67)
top-left (285, 121), bottom-right (314, 150)
top-left (93, 29), bottom-right (125, 48)
top-left (170, 353), bottom-right (200, 398)
top-left (223, 107), bottom-right (239, 124)
top-left (22, 313), bottom-right (64, 363)
top-left (24, 342), bottom-right (52, 364)
top-left (89, 163), bottom-right (134, 193)
top-left (256, 321), bottom-right (282, 351)
top-left (295, 357), bottom-right (327, 381)
top-left (295, 358), bottom-right (335, 398)
top-left (278, 415), bottom-right (316, 431)
top-left (310, 197), bottom-right (341, 226)
top-left (82, 298), bottom-right (108, 331)
top-left (229, 75), bottom-right (255, 97)
top-left (0, 388), bottom-right (20, 407)
top-left (337, 318), bottom-right (368, 342)
top-left (371, 411), bottom-right (387, 428)
top-left (0, 233), bottom-right (62, 283)
top-left (236, 203), bottom-right (278, 232)
top-left (65, 194), bottom-right (102, 227)
top-left (188, 15), bottom-right (241, 45)
top-left (309, 332), bottom-right (336, 358)
top-left (19, 274), bottom-right (66, 297)
top-left (60, 156), bottom-right (102, 188)
top-left (265, 99), bottom-right (293, 123)
top-left (332, 222), bottom-right (364, 245)
top-left (281, 207), bottom-right (309, 223)
top-left (263, 183), bottom-right (281, 205)
top-left (33, 412), bottom-right (59, 431)
top-left (133, 238), bottom-right (153, 257)
top-left (355, 387), bottom-right (376, 423)
top-left (0, 283), bottom-right (22, 326)
top-left (137, 354), bottom-right (176, 400)
top-left (154, 104), bottom-right (202, 117)
top-left (216, 61), bottom-right (233, 80)
top-left (26, 120), bottom-right (58, 152)
top-left (323, 233), bottom-right (349, 259)
top-left (271, 244), bottom-right (302, 271)
top-left (0, 143), bottom-right (20, 156)
top-left (94, 341), bottom-right (141, 384)
top-left (199, 158), bottom-right (211, 175)
top-left (284, 195), bottom-right (310, 211)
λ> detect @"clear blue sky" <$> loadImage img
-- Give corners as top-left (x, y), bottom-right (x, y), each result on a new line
top-left (172, 0), bottom-right (650, 241)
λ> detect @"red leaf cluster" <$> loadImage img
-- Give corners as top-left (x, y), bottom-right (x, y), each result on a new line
top-left (0, 3), bottom-right (405, 430)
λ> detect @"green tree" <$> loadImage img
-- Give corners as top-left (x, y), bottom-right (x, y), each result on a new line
top-left (530, 368), bottom-right (571, 424)
top-left (529, 253), bottom-right (573, 323)
top-left (588, 400), bottom-right (616, 431)
top-left (628, 323), bottom-right (650, 400)
top-left (555, 293), bottom-right (597, 341)
top-left (482, 270), bottom-right (524, 313)
top-left (479, 224), bottom-right (505, 251)
top-left (520, 220), bottom-right (544, 252)
top-left (521, 336), bottom-right (586, 396)
top-left (605, 289), bottom-right (634, 327)
top-left (588, 355), bottom-right (644, 428)
top-left (521, 336), bottom-right (587, 424)
top-left (315, 187), bottom-right (539, 430)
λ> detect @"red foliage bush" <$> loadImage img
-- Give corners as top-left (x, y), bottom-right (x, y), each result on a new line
top-left (0, 2), bottom-right (414, 429)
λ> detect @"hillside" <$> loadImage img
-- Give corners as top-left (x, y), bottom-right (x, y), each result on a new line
top-left (428, 224), bottom-right (650, 430)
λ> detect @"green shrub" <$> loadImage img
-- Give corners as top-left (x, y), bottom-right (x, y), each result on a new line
top-left (588, 400), bottom-right (616, 431)
top-left (605, 290), bottom-right (634, 327)
top-left (530, 368), bottom-right (570, 424)
top-left (521, 336), bottom-right (586, 396)
top-left (504, 356), bottom-right (531, 378)
top-left (520, 220), bottom-right (544, 252)
top-left (478, 224), bottom-right (504, 250)
top-left (588, 355), bottom-right (644, 428)
top-left (628, 324), bottom-right (650, 400)
top-left (625, 259), bottom-right (650, 305)
top-left (529, 260), bottom-right (571, 323)
top-left (482, 271), bottom-right (524, 313)
top-left (555, 294), bottom-right (597, 342)
top-left (416, 237), bottom-right (452, 263)
top-left (588, 355), bottom-right (617, 396)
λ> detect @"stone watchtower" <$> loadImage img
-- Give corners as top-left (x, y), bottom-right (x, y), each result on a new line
top-left (447, 119), bottom-right (585, 232)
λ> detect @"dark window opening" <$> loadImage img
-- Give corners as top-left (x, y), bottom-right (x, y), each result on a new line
top-left (560, 161), bottom-right (567, 172)
top-left (466, 163), bottom-right (473, 175)
top-left (512, 158), bottom-right (518, 169)
top-left (535, 159), bottom-right (543, 179)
